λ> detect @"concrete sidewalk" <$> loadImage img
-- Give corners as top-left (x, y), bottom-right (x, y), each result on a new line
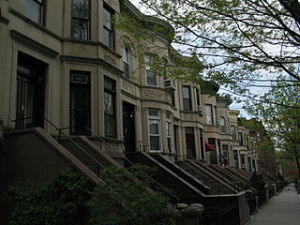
top-left (246, 183), bottom-right (300, 225)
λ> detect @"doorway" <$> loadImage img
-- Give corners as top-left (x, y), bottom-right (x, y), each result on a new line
top-left (16, 53), bottom-right (46, 129)
top-left (186, 127), bottom-right (196, 159)
top-left (122, 101), bottom-right (136, 152)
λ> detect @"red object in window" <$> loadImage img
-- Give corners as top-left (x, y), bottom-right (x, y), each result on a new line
top-left (205, 142), bottom-right (215, 151)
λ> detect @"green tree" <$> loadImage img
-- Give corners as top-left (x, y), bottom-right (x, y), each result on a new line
top-left (245, 80), bottom-right (300, 177)
top-left (88, 165), bottom-right (174, 225)
top-left (7, 169), bottom-right (94, 225)
top-left (7, 166), bottom-right (174, 225)
top-left (127, 0), bottom-right (300, 88)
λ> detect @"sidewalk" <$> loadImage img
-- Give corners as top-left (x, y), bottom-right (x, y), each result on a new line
top-left (246, 183), bottom-right (300, 225)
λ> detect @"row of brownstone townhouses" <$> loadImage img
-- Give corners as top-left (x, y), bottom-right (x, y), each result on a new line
top-left (0, 1), bottom-right (280, 225)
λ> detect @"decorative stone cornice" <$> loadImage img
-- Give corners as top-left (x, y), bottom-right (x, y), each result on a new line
top-left (10, 30), bottom-right (59, 58)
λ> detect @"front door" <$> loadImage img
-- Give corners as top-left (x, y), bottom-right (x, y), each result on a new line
top-left (122, 102), bottom-right (136, 152)
top-left (16, 53), bottom-right (45, 129)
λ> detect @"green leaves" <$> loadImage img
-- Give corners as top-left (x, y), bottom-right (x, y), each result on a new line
top-left (7, 169), bottom-right (94, 225)
top-left (89, 165), bottom-right (174, 225)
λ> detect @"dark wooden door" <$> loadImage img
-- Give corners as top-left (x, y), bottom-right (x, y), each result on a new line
top-left (122, 102), bottom-right (136, 152)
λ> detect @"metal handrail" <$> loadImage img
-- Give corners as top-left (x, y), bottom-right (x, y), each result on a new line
top-left (43, 118), bottom-right (108, 177)
top-left (82, 126), bottom-right (180, 203)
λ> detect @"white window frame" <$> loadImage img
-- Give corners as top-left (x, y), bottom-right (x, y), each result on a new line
top-left (148, 109), bottom-right (161, 152)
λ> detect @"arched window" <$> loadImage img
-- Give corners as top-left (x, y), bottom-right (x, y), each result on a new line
top-left (122, 46), bottom-right (131, 78)
top-left (219, 117), bottom-right (226, 133)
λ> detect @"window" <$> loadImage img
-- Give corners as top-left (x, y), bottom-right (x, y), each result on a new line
top-left (145, 55), bottom-right (158, 86)
top-left (238, 132), bottom-right (244, 145)
top-left (219, 117), bottom-right (226, 133)
top-left (196, 88), bottom-right (201, 106)
top-left (205, 104), bottom-right (213, 125)
top-left (26, 0), bottom-right (44, 24)
top-left (70, 71), bottom-right (91, 135)
top-left (103, 6), bottom-right (114, 48)
top-left (231, 126), bottom-right (237, 140)
top-left (104, 76), bottom-right (116, 138)
top-left (182, 86), bottom-right (192, 110)
top-left (148, 109), bottom-right (160, 151)
top-left (122, 47), bottom-right (131, 78)
top-left (71, 0), bottom-right (90, 40)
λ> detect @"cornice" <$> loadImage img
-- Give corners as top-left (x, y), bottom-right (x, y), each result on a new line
top-left (10, 30), bottom-right (59, 58)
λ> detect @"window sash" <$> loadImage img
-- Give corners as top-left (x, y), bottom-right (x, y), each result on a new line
top-left (182, 86), bottom-right (192, 110)
top-left (219, 117), bottom-right (226, 133)
top-left (149, 119), bottom-right (160, 151)
top-left (122, 47), bottom-right (131, 78)
top-left (103, 7), bottom-right (114, 48)
top-left (72, 0), bottom-right (90, 19)
top-left (231, 126), bottom-right (236, 140)
top-left (71, 0), bottom-right (90, 40)
top-left (26, 0), bottom-right (43, 24)
top-left (104, 77), bottom-right (116, 138)
top-left (205, 104), bottom-right (213, 124)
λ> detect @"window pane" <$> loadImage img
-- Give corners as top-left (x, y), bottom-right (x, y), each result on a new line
top-left (72, 19), bottom-right (89, 40)
top-left (146, 71), bottom-right (157, 86)
top-left (182, 87), bottom-right (190, 98)
top-left (150, 136), bottom-right (160, 150)
top-left (123, 47), bottom-right (131, 78)
top-left (103, 8), bottom-right (112, 29)
top-left (71, 88), bottom-right (89, 110)
top-left (104, 77), bottom-right (116, 91)
top-left (105, 114), bottom-right (116, 137)
top-left (149, 109), bottom-right (159, 117)
top-left (182, 86), bottom-right (192, 110)
top-left (26, 0), bottom-right (42, 23)
top-left (104, 92), bottom-right (114, 115)
top-left (205, 105), bottom-right (212, 124)
top-left (72, 0), bottom-right (89, 19)
top-left (123, 48), bottom-right (129, 63)
top-left (149, 123), bottom-right (159, 134)
top-left (123, 62), bottom-right (130, 78)
top-left (231, 126), bottom-right (236, 140)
